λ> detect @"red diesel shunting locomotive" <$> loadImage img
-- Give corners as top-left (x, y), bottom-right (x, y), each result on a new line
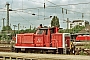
top-left (14, 25), bottom-right (70, 54)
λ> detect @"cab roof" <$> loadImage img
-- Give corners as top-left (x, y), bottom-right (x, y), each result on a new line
top-left (39, 26), bottom-right (63, 30)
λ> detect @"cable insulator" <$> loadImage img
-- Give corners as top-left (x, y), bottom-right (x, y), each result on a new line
top-left (62, 8), bottom-right (63, 14)
top-left (82, 13), bottom-right (84, 19)
top-left (32, 13), bottom-right (35, 15)
top-left (44, 3), bottom-right (45, 9)
top-left (66, 9), bottom-right (67, 14)
top-left (50, 16), bottom-right (52, 18)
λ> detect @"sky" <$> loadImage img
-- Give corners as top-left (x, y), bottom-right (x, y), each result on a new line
top-left (0, 0), bottom-right (90, 30)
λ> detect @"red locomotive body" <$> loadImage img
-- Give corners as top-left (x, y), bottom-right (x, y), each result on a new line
top-left (14, 27), bottom-right (70, 54)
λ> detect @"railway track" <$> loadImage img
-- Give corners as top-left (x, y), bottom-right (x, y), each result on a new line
top-left (0, 43), bottom-right (90, 56)
top-left (0, 47), bottom-right (11, 52)
top-left (0, 52), bottom-right (90, 60)
top-left (0, 44), bottom-right (11, 52)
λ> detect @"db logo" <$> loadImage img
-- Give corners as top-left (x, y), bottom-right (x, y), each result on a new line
top-left (37, 38), bottom-right (41, 42)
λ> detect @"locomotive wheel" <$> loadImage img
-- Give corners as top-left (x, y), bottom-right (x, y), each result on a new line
top-left (15, 48), bottom-right (18, 53)
top-left (35, 49), bottom-right (40, 53)
top-left (25, 49), bottom-right (31, 53)
top-left (52, 50), bottom-right (56, 54)
top-left (42, 50), bottom-right (46, 54)
top-left (15, 49), bottom-right (17, 53)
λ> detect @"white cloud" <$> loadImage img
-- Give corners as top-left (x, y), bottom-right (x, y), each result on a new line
top-left (62, 0), bottom-right (67, 2)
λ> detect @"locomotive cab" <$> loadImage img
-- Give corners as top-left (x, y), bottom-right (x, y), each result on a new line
top-left (36, 26), bottom-right (59, 35)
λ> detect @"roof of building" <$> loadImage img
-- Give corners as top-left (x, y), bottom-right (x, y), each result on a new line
top-left (79, 25), bottom-right (90, 33)
top-left (72, 20), bottom-right (84, 23)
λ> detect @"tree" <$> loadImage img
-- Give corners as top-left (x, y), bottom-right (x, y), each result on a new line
top-left (72, 25), bottom-right (85, 33)
top-left (2, 26), bottom-right (12, 31)
top-left (18, 27), bottom-right (36, 34)
top-left (59, 25), bottom-right (85, 33)
top-left (51, 16), bottom-right (60, 27)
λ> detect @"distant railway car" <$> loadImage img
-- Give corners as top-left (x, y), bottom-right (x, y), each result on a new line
top-left (14, 26), bottom-right (70, 54)
top-left (76, 35), bottom-right (90, 41)
top-left (70, 33), bottom-right (90, 46)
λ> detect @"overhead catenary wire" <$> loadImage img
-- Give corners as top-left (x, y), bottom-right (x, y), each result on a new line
top-left (1, 0), bottom-right (90, 29)
top-left (11, 0), bottom-right (13, 9)
top-left (10, 12), bottom-right (40, 29)
top-left (46, 0), bottom-right (82, 14)
top-left (10, 3), bottom-right (89, 22)
top-left (22, 0), bottom-right (23, 12)
top-left (7, 0), bottom-right (90, 20)
top-left (10, 9), bottom-right (51, 23)
top-left (46, 0), bottom-right (90, 6)
top-left (13, 1), bottom-right (90, 14)
top-left (9, 9), bottom-right (49, 26)
top-left (4, 0), bottom-right (90, 20)
top-left (30, 0), bottom-right (44, 4)
top-left (46, 0), bottom-right (88, 20)
top-left (12, 10), bottom-right (50, 18)
top-left (0, 0), bottom-right (89, 15)
top-left (27, 0), bottom-right (86, 20)
top-left (14, 12), bottom-right (34, 25)
top-left (38, 9), bottom-right (39, 20)
top-left (44, 0), bottom-right (45, 20)
top-left (10, 12), bottom-right (49, 23)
